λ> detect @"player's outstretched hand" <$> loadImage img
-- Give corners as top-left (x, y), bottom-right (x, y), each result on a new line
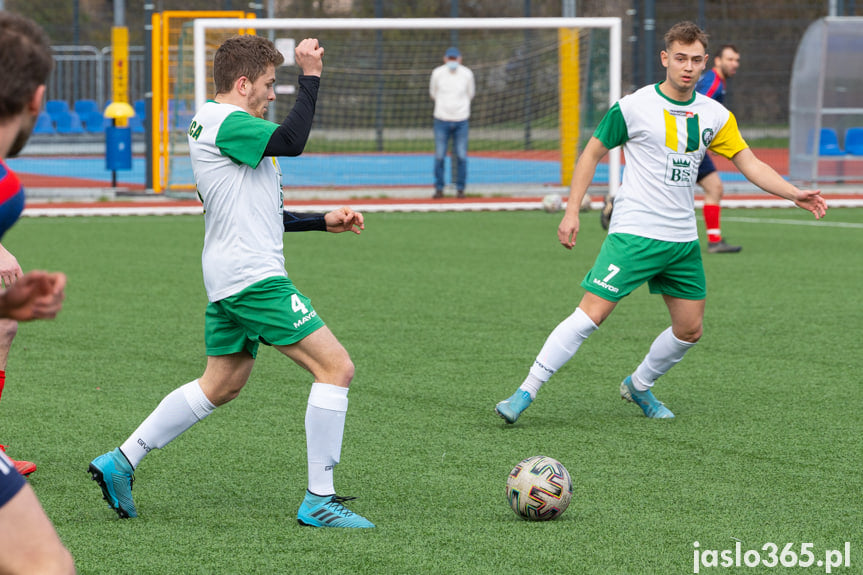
top-left (794, 189), bottom-right (828, 220)
top-left (557, 211), bottom-right (581, 250)
top-left (295, 38), bottom-right (324, 77)
top-left (0, 244), bottom-right (22, 288)
top-left (325, 206), bottom-right (364, 235)
top-left (0, 270), bottom-right (66, 321)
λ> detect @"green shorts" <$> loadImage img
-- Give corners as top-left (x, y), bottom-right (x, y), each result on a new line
top-left (581, 233), bottom-right (706, 302)
top-left (204, 276), bottom-right (326, 358)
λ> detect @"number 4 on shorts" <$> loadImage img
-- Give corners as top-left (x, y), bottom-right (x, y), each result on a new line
top-left (291, 293), bottom-right (309, 315)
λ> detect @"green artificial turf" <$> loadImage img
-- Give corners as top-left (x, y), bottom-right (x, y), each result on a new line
top-left (1, 207), bottom-right (860, 574)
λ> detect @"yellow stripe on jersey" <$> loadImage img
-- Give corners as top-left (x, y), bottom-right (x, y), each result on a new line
top-left (664, 110), bottom-right (677, 150)
top-left (709, 111), bottom-right (749, 159)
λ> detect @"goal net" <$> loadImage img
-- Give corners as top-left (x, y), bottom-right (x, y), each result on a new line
top-left (168, 18), bottom-right (620, 196)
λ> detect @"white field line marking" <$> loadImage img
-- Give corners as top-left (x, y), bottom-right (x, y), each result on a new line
top-left (21, 200), bottom-right (863, 218)
top-left (723, 216), bottom-right (863, 229)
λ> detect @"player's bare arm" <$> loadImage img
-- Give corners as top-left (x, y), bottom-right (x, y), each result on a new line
top-left (325, 206), bottom-right (364, 235)
top-left (559, 137), bottom-right (609, 249)
top-left (295, 38), bottom-right (324, 77)
top-left (0, 243), bottom-right (22, 288)
top-left (732, 148), bottom-right (828, 219)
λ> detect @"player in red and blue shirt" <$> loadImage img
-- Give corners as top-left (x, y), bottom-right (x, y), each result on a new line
top-left (0, 44), bottom-right (40, 480)
top-left (695, 44), bottom-right (741, 252)
top-left (0, 161), bottom-right (33, 477)
top-left (695, 63), bottom-right (728, 104)
top-left (0, 11), bottom-right (74, 575)
top-left (0, 161), bottom-right (25, 240)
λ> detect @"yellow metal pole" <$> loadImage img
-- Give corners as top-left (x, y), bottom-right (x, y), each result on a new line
top-left (558, 28), bottom-right (580, 187)
top-left (151, 13), bottom-right (162, 192)
top-left (110, 26), bottom-right (131, 127)
top-left (161, 13), bottom-right (171, 192)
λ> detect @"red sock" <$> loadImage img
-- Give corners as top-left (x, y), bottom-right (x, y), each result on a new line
top-left (0, 370), bottom-right (5, 402)
top-left (703, 204), bottom-right (721, 243)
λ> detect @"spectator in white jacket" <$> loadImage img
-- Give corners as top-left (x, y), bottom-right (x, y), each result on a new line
top-left (430, 47), bottom-right (475, 198)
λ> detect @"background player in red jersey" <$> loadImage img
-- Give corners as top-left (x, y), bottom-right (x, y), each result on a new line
top-left (695, 44), bottom-right (742, 252)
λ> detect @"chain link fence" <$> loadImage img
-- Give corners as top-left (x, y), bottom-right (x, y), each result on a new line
top-left (577, 0), bottom-right (861, 128)
top-left (35, 1), bottom-right (863, 131)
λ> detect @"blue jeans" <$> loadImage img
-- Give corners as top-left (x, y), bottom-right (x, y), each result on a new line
top-left (433, 119), bottom-right (469, 191)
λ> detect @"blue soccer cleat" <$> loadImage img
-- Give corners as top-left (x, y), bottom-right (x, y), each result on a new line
top-left (620, 376), bottom-right (674, 419)
top-left (495, 389), bottom-right (533, 424)
top-left (88, 448), bottom-right (138, 518)
top-left (297, 491), bottom-right (375, 528)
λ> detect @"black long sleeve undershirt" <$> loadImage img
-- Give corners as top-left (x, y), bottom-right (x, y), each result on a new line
top-left (263, 75), bottom-right (320, 157)
top-left (266, 76), bottom-right (323, 231)
top-left (283, 210), bottom-right (326, 232)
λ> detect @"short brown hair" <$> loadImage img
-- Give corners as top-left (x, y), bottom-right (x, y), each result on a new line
top-left (213, 35), bottom-right (285, 95)
top-left (0, 12), bottom-right (53, 120)
top-left (716, 44), bottom-right (739, 58)
top-left (664, 21), bottom-right (709, 52)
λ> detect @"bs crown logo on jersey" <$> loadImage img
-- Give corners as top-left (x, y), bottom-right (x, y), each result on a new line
top-left (665, 153), bottom-right (694, 186)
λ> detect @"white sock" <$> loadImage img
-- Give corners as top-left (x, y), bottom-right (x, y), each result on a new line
top-left (631, 327), bottom-right (696, 391)
top-left (518, 373), bottom-right (544, 400)
top-left (305, 382), bottom-right (349, 496)
top-left (120, 380), bottom-right (215, 469)
top-left (521, 307), bottom-right (598, 398)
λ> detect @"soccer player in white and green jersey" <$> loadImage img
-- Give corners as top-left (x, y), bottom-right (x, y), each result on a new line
top-left (496, 21), bottom-right (827, 422)
top-left (89, 35), bottom-right (374, 528)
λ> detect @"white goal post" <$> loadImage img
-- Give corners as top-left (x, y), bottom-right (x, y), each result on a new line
top-left (191, 17), bottom-right (621, 196)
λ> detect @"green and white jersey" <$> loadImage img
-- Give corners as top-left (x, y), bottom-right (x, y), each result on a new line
top-left (188, 101), bottom-right (283, 302)
top-left (595, 83), bottom-right (748, 242)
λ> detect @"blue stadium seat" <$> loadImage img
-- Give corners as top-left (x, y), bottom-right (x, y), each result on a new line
top-left (845, 127), bottom-right (863, 155)
top-left (131, 99), bottom-right (146, 133)
top-left (167, 99), bottom-right (194, 130)
top-left (45, 99), bottom-right (70, 120)
top-left (816, 128), bottom-right (844, 156)
top-left (133, 99), bottom-right (146, 120)
top-left (33, 111), bottom-right (55, 135)
top-left (174, 110), bottom-right (195, 131)
top-left (54, 111), bottom-right (86, 135)
top-left (74, 99), bottom-right (100, 117)
top-left (83, 112), bottom-right (108, 134)
top-left (129, 114), bottom-right (145, 134)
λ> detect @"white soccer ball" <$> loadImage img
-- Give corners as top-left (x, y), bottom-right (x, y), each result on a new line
top-left (541, 193), bottom-right (563, 213)
top-left (506, 455), bottom-right (573, 521)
